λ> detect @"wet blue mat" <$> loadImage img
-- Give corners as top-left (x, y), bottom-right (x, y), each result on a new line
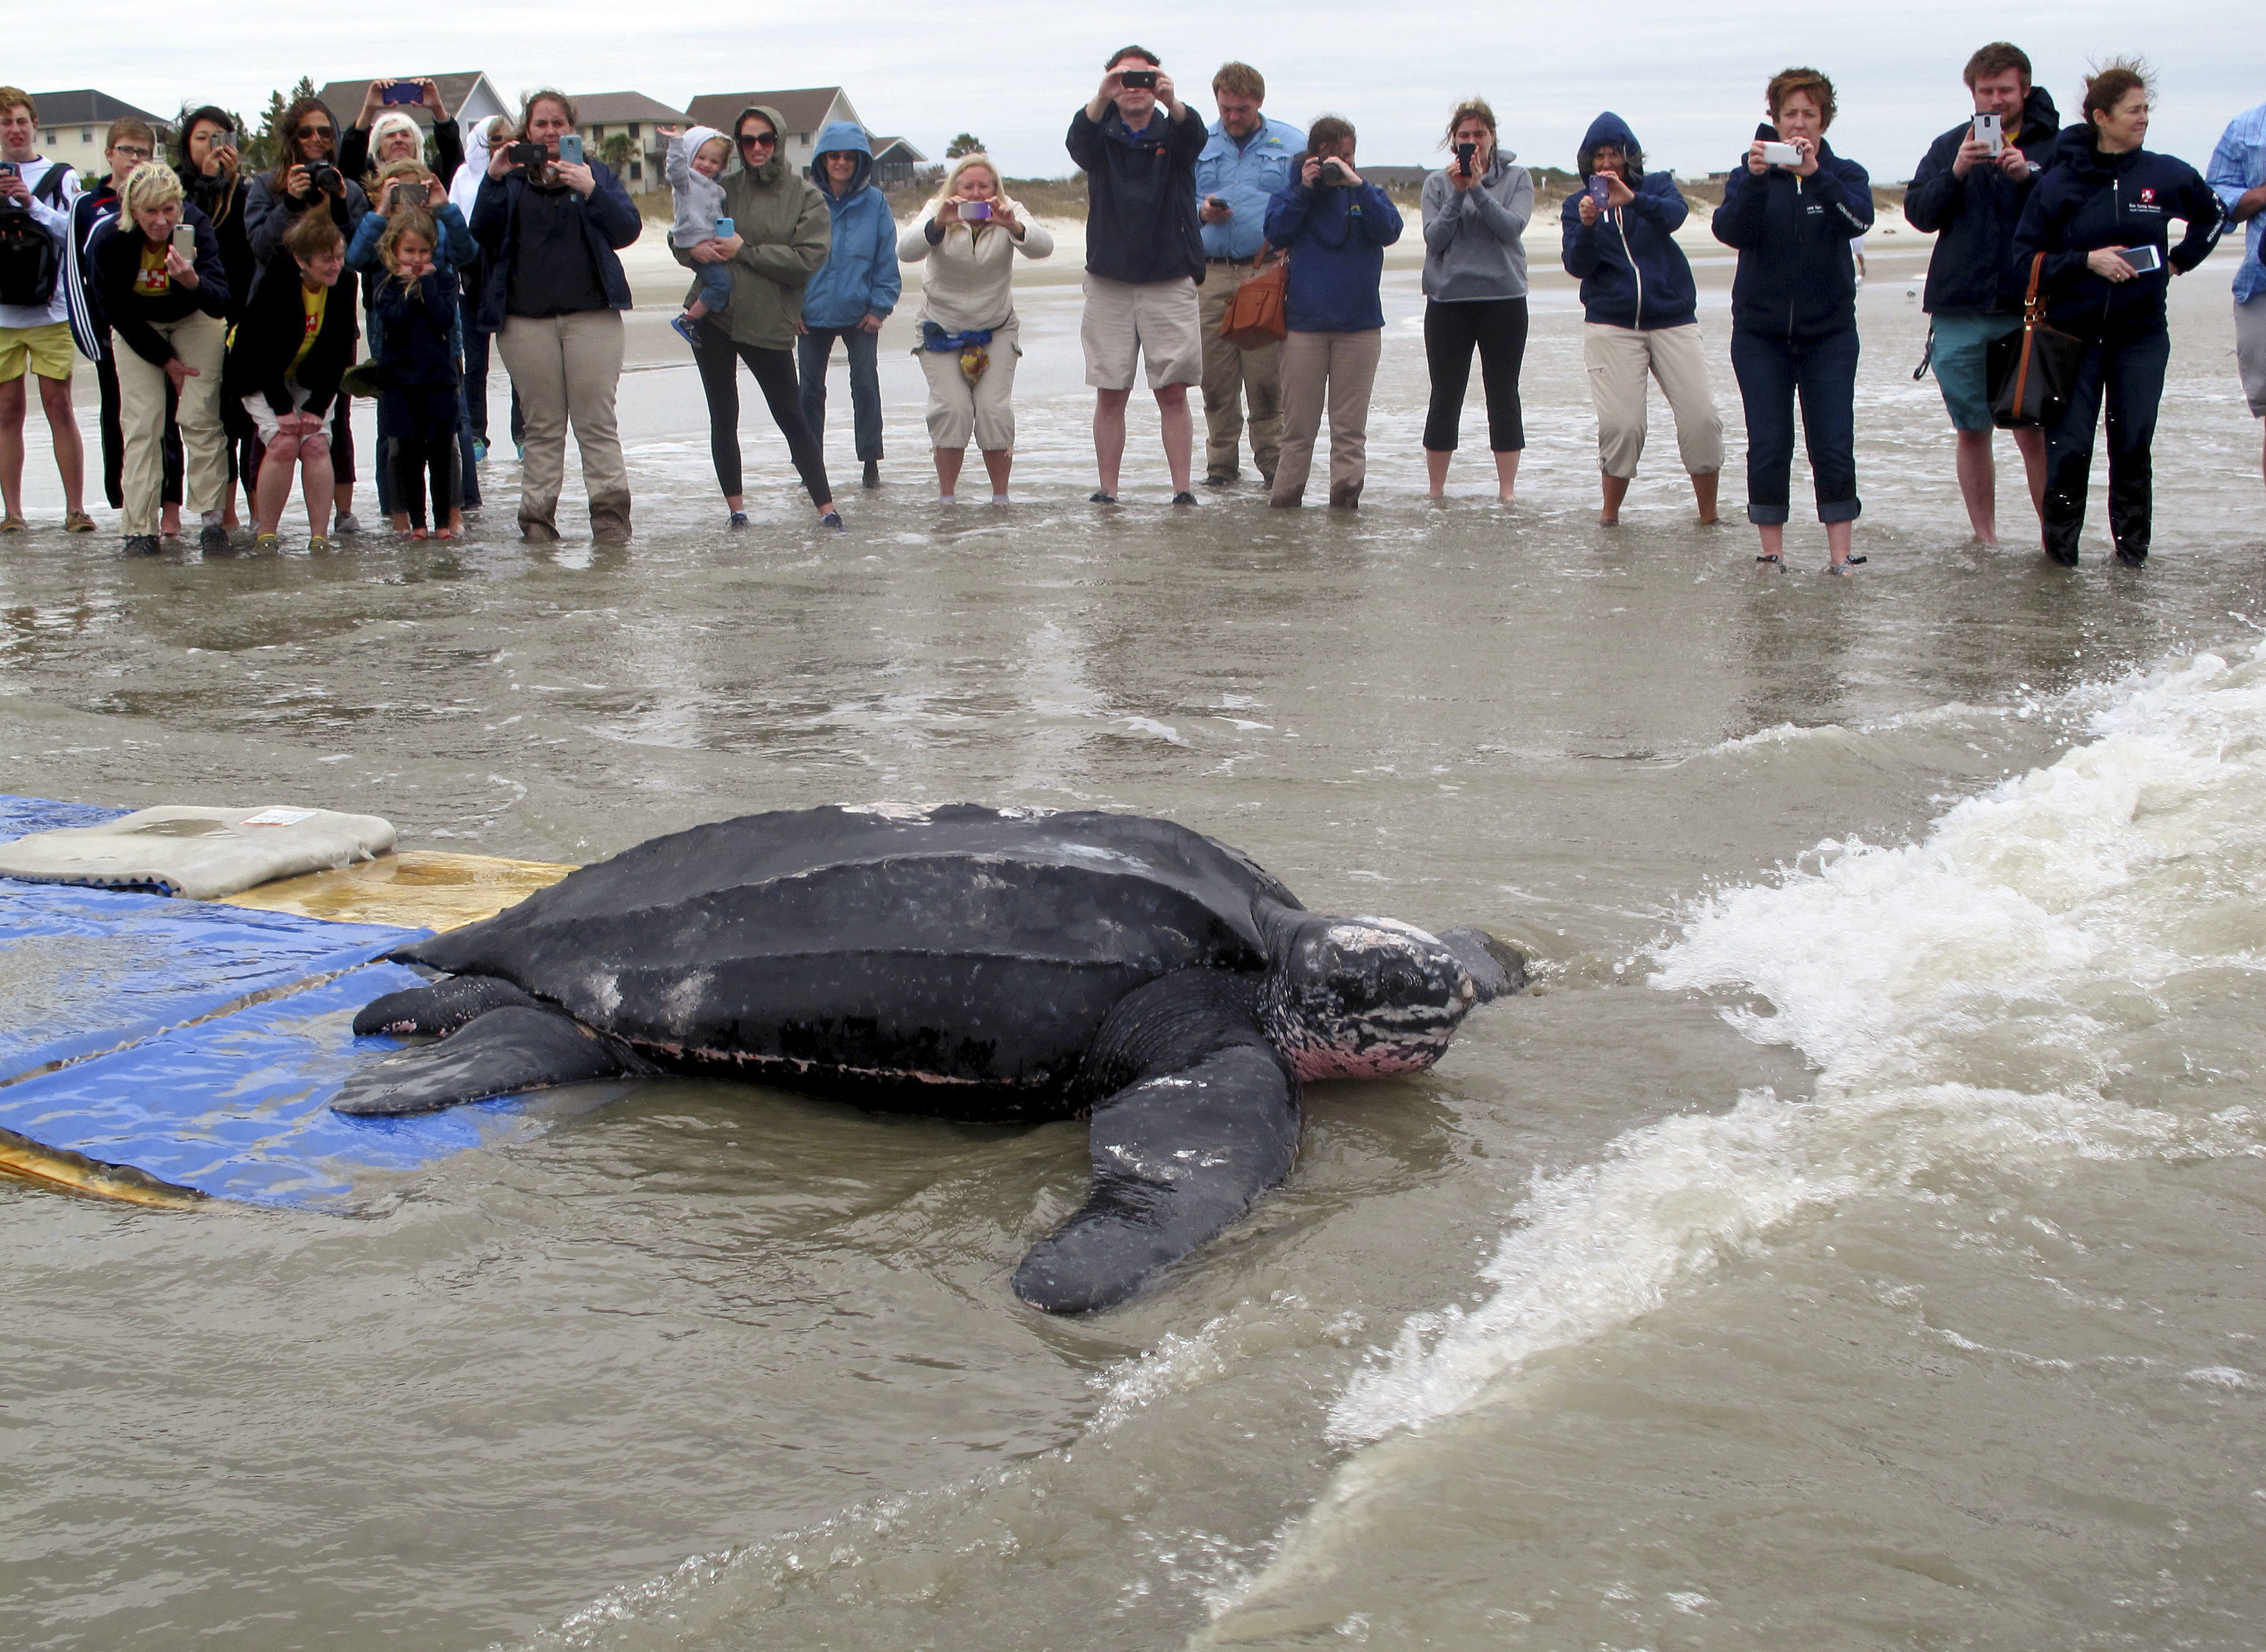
top-left (0, 963), bottom-right (545, 1205)
top-left (0, 794), bottom-right (130, 842)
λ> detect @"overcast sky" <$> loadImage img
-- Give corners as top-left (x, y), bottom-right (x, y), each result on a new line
top-left (17, 0), bottom-right (2257, 182)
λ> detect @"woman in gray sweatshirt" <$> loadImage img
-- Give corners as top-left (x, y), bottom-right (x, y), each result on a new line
top-left (1420, 98), bottom-right (1534, 501)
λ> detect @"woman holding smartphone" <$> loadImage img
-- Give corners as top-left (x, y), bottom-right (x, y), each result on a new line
top-left (2013, 60), bottom-right (2224, 567)
top-left (176, 107), bottom-right (258, 533)
top-left (1712, 66), bottom-right (1874, 571)
top-left (1419, 98), bottom-right (1533, 502)
top-left (91, 163), bottom-right (229, 556)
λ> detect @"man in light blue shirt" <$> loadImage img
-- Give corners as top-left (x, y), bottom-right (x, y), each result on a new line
top-left (2208, 99), bottom-right (2266, 492)
top-left (1193, 61), bottom-right (1302, 486)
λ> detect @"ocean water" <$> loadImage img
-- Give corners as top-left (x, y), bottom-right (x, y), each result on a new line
top-left (3, 253), bottom-right (2263, 1650)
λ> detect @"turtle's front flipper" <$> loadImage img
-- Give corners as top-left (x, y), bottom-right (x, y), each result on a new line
top-left (1014, 976), bottom-right (1298, 1314)
top-left (334, 1005), bottom-right (639, 1117)
top-left (352, 974), bottom-right (540, 1037)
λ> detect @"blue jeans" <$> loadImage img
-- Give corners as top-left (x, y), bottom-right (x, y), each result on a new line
top-left (797, 325), bottom-right (884, 462)
top-left (1730, 325), bottom-right (1861, 525)
top-left (2042, 327), bottom-right (2169, 564)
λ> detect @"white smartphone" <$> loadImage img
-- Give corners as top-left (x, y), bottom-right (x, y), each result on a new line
top-left (171, 224), bottom-right (196, 258)
top-left (1972, 112), bottom-right (2002, 155)
top-left (2119, 244), bottom-right (2164, 275)
top-left (1759, 141), bottom-right (1802, 166)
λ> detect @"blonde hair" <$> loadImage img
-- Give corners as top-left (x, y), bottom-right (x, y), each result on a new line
top-left (122, 161), bottom-right (184, 216)
top-left (375, 157), bottom-right (428, 206)
top-left (924, 152), bottom-right (1022, 238)
top-left (379, 207), bottom-right (438, 288)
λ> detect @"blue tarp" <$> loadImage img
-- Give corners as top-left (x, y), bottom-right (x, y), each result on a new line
top-left (0, 963), bottom-right (548, 1205)
top-left (0, 794), bottom-right (551, 1204)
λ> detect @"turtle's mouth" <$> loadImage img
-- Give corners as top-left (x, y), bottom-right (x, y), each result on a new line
top-left (1273, 1016), bottom-right (1455, 1084)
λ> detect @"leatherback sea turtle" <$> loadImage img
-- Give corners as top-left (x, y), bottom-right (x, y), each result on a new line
top-left (337, 804), bottom-right (1524, 1312)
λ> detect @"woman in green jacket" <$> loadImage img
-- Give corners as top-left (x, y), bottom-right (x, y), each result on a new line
top-left (678, 104), bottom-right (840, 529)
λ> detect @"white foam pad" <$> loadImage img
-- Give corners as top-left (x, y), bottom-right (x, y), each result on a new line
top-left (0, 807), bottom-right (397, 901)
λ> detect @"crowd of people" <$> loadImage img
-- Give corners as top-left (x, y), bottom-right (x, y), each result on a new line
top-left (0, 47), bottom-right (2258, 570)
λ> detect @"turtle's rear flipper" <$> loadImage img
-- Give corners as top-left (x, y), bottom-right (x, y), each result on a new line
top-left (1012, 1039), bottom-right (1298, 1315)
top-left (352, 974), bottom-right (540, 1037)
top-left (334, 1005), bottom-right (635, 1117)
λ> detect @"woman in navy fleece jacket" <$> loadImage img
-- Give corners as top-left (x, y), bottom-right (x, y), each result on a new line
top-left (1263, 116), bottom-right (1401, 509)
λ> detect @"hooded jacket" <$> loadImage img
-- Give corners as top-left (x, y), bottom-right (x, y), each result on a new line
top-left (800, 121), bottom-right (901, 328)
top-left (1712, 124), bottom-right (1874, 340)
top-left (665, 125), bottom-right (730, 247)
top-left (470, 155), bottom-right (640, 335)
top-left (89, 204), bottom-right (229, 366)
top-left (245, 102), bottom-right (371, 264)
top-left (1904, 84), bottom-right (2062, 314)
top-left (1065, 100), bottom-right (1208, 284)
top-left (1558, 112), bottom-right (1699, 330)
top-left (1419, 152), bottom-right (1533, 302)
top-left (673, 104), bottom-right (831, 352)
top-left (2013, 124), bottom-right (2225, 340)
top-left (176, 163), bottom-right (258, 324)
top-left (221, 247), bottom-right (357, 417)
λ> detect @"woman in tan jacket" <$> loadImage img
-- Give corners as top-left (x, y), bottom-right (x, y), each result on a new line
top-left (896, 153), bottom-right (1053, 502)
top-left (676, 104), bottom-right (840, 529)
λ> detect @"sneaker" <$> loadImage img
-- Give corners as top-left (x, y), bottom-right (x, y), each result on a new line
top-left (0, 514), bottom-right (27, 532)
top-left (862, 459), bottom-right (881, 489)
top-left (472, 439), bottom-right (489, 463)
top-left (1201, 470), bottom-right (1237, 487)
top-left (122, 533), bottom-right (161, 556)
top-left (197, 523), bottom-right (230, 555)
top-left (1171, 491), bottom-right (1199, 507)
top-left (819, 511), bottom-right (845, 532)
top-left (334, 511), bottom-right (362, 536)
top-left (307, 535), bottom-right (333, 554)
top-left (670, 313), bottom-right (701, 348)
top-left (253, 532), bottom-right (279, 552)
top-left (1089, 491), bottom-right (1117, 504)
top-left (62, 511), bottom-right (96, 533)
top-left (728, 510), bottom-right (749, 529)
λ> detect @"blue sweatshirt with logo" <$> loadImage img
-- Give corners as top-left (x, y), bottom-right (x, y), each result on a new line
top-left (1558, 112), bottom-right (1699, 330)
top-left (2013, 125), bottom-right (2224, 339)
top-left (1711, 124), bottom-right (1873, 341)
top-left (1264, 176), bottom-right (1402, 332)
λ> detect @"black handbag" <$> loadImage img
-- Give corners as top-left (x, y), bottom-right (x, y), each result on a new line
top-left (1988, 252), bottom-right (2085, 429)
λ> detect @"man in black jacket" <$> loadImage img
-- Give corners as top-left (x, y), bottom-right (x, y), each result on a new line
top-left (1067, 45), bottom-right (1208, 504)
top-left (1905, 42), bottom-right (2060, 546)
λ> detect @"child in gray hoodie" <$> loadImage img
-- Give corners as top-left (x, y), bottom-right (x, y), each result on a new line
top-left (664, 125), bottom-right (734, 345)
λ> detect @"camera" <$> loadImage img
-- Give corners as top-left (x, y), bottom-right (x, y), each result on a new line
top-left (303, 161), bottom-right (341, 197)
top-left (1317, 160), bottom-right (1349, 186)
top-left (506, 142), bottom-right (545, 169)
top-left (1119, 68), bottom-right (1158, 90)
top-left (1759, 140), bottom-right (1801, 166)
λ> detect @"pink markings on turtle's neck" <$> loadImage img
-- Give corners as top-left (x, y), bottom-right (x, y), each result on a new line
top-left (1285, 1038), bottom-right (1445, 1083)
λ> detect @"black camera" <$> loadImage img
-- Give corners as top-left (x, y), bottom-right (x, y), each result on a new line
top-left (1119, 68), bottom-right (1158, 89)
top-left (1318, 160), bottom-right (1349, 186)
top-left (506, 142), bottom-right (545, 170)
top-left (301, 161), bottom-right (340, 201)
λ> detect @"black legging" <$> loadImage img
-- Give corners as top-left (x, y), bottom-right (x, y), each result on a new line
top-left (690, 318), bottom-right (833, 507)
top-left (1422, 296), bottom-right (1529, 452)
top-left (382, 386), bottom-right (465, 530)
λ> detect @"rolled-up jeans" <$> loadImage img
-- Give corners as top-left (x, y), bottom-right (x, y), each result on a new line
top-left (1729, 324), bottom-right (1860, 525)
top-left (496, 308), bottom-right (629, 539)
top-left (116, 312), bottom-right (225, 535)
top-left (797, 324), bottom-right (883, 462)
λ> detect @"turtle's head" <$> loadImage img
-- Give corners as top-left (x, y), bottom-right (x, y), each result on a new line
top-left (1263, 915), bottom-right (1526, 1083)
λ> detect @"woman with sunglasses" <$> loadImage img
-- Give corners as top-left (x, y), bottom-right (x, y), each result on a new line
top-left (470, 88), bottom-right (641, 543)
top-left (245, 95), bottom-right (370, 533)
top-left (678, 103), bottom-right (840, 529)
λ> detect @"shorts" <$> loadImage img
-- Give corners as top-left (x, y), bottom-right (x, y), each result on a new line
top-left (1080, 273), bottom-right (1202, 392)
top-left (1929, 309), bottom-right (2021, 432)
top-left (2238, 294), bottom-right (2266, 418)
top-left (241, 384), bottom-right (317, 443)
top-left (0, 320), bottom-right (76, 383)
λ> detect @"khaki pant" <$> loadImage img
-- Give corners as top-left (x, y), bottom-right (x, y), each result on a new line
top-left (496, 309), bottom-right (629, 539)
top-left (116, 312), bottom-right (225, 535)
top-left (1270, 329), bottom-right (1381, 507)
top-left (918, 317), bottom-right (1021, 452)
top-left (1582, 321), bottom-right (1724, 479)
top-left (1198, 263), bottom-right (1283, 479)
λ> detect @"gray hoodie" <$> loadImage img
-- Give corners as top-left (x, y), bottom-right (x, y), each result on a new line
top-left (665, 126), bottom-right (730, 248)
top-left (1419, 153), bottom-right (1533, 301)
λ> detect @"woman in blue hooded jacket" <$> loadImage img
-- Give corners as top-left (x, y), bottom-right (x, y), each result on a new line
top-left (2013, 61), bottom-right (2224, 568)
top-left (799, 122), bottom-right (900, 490)
top-left (1562, 111), bottom-right (1722, 525)
top-left (1713, 68), bottom-right (1874, 572)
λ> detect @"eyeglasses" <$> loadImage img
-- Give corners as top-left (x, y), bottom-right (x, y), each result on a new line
top-left (295, 124), bottom-right (332, 139)
top-left (110, 145), bottom-right (153, 160)
top-left (739, 132), bottom-right (776, 150)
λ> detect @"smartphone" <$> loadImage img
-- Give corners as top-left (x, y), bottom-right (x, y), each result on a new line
top-left (382, 81), bottom-right (424, 106)
top-left (507, 141), bottom-right (544, 168)
top-left (1119, 69), bottom-right (1158, 90)
top-left (1454, 142), bottom-right (1475, 176)
top-left (712, 217), bottom-right (733, 239)
top-left (1206, 194), bottom-right (1227, 209)
top-left (960, 199), bottom-right (993, 220)
top-left (171, 224), bottom-right (196, 257)
top-left (2119, 244), bottom-right (2164, 275)
top-left (1760, 140), bottom-right (1803, 166)
top-left (0, 161), bottom-right (17, 179)
top-left (557, 134), bottom-right (583, 166)
top-left (1972, 112), bottom-right (2002, 155)
top-left (1587, 175), bottom-right (1611, 209)
top-left (210, 130), bottom-right (234, 150)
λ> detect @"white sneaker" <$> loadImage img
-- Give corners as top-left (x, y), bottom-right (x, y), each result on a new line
top-left (334, 511), bottom-right (363, 536)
